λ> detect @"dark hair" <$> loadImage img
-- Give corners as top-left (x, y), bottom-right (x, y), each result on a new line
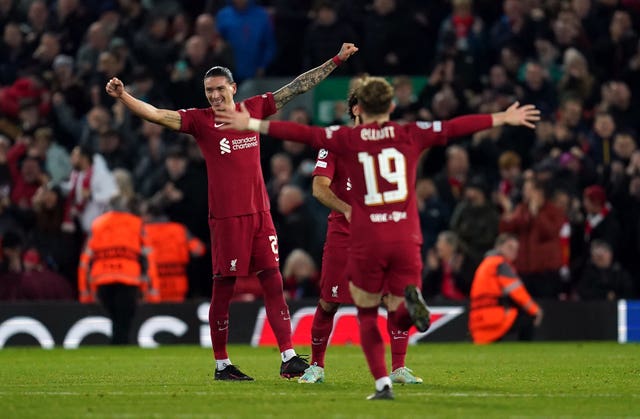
top-left (495, 232), bottom-right (517, 247)
top-left (76, 144), bottom-right (94, 161)
top-left (204, 66), bottom-right (234, 83)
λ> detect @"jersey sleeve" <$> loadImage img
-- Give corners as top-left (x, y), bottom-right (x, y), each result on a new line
top-left (408, 115), bottom-right (493, 149)
top-left (243, 92), bottom-right (277, 118)
top-left (177, 108), bottom-right (198, 135)
top-left (312, 148), bottom-right (337, 179)
top-left (267, 121), bottom-right (346, 154)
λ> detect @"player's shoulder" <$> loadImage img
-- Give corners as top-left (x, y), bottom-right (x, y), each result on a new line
top-left (178, 107), bottom-right (212, 117)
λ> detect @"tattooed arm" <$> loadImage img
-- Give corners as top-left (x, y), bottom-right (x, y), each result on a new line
top-left (105, 77), bottom-right (182, 131)
top-left (272, 42), bottom-right (358, 110)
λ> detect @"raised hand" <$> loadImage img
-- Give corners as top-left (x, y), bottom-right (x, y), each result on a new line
top-left (105, 78), bottom-right (125, 98)
top-left (337, 43), bottom-right (359, 61)
top-left (215, 103), bottom-right (251, 131)
top-left (502, 101), bottom-right (540, 129)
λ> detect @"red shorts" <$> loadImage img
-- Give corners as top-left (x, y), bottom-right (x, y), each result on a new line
top-left (347, 243), bottom-right (422, 296)
top-left (319, 244), bottom-right (353, 304)
top-left (208, 211), bottom-right (280, 277)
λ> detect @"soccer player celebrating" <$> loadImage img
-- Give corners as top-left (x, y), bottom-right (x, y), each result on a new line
top-left (215, 77), bottom-right (539, 399)
top-left (299, 79), bottom-right (423, 386)
top-left (105, 43), bottom-right (359, 381)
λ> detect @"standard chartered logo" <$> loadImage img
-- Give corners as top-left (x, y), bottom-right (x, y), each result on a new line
top-left (220, 138), bottom-right (231, 154)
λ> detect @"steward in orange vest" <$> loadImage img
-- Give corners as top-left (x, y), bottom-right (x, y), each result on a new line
top-left (78, 197), bottom-right (160, 344)
top-left (142, 203), bottom-right (205, 302)
top-left (469, 233), bottom-right (543, 344)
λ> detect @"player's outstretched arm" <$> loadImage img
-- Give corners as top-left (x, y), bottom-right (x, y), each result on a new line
top-left (272, 43), bottom-right (358, 109)
top-left (491, 102), bottom-right (540, 129)
top-left (105, 77), bottom-right (182, 131)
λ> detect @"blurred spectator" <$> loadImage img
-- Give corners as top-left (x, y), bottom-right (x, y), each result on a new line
top-left (169, 35), bottom-right (218, 109)
top-left (90, 50), bottom-right (125, 107)
top-left (133, 13), bottom-right (179, 88)
top-left (581, 184), bottom-right (621, 257)
top-left (282, 248), bottom-right (319, 300)
top-left (61, 144), bottom-right (118, 234)
top-left (499, 178), bottom-right (565, 298)
top-left (4, 134), bottom-right (47, 209)
top-left (301, 0), bottom-right (361, 76)
top-left (50, 0), bottom-right (91, 56)
top-left (433, 145), bottom-right (470, 213)
top-left (0, 230), bottom-right (25, 300)
top-left (389, 76), bottom-right (419, 123)
top-left (266, 152), bottom-right (293, 206)
top-left (416, 177), bottom-right (449, 255)
top-left (0, 21), bottom-right (28, 85)
top-left (576, 240), bottom-right (634, 300)
top-left (557, 48), bottom-right (596, 106)
top-left (30, 126), bottom-right (71, 186)
top-left (193, 13), bottom-right (234, 73)
top-left (23, 0), bottom-right (50, 54)
top-left (450, 176), bottom-right (499, 270)
top-left (18, 247), bottom-right (74, 300)
top-left (586, 110), bottom-right (616, 170)
top-left (133, 120), bottom-right (168, 192)
top-left (270, 0), bottom-right (313, 75)
top-left (216, 0), bottom-right (276, 83)
top-left (520, 61), bottom-right (557, 118)
top-left (274, 184), bottom-right (319, 265)
top-left (497, 151), bottom-right (522, 205)
top-left (490, 0), bottom-right (535, 58)
top-left (598, 80), bottom-right (638, 132)
top-left (97, 129), bottom-right (132, 171)
top-left (75, 21), bottom-right (111, 81)
top-left (593, 9), bottom-right (637, 80)
top-left (361, 0), bottom-right (424, 75)
top-left (422, 230), bottom-right (469, 301)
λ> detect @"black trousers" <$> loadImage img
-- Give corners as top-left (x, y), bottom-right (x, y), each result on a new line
top-left (97, 283), bottom-right (139, 345)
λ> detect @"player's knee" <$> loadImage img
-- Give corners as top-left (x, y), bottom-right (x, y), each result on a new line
top-left (319, 299), bottom-right (339, 314)
top-left (385, 294), bottom-right (405, 311)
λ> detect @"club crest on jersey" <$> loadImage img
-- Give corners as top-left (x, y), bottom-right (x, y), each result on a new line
top-left (230, 258), bottom-right (237, 271)
top-left (331, 285), bottom-right (338, 298)
top-left (318, 149), bottom-right (329, 159)
top-left (220, 138), bottom-right (231, 154)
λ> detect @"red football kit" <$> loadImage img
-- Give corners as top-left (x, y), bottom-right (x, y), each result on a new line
top-left (312, 148), bottom-right (353, 304)
top-left (178, 93), bottom-right (280, 276)
top-left (268, 115), bottom-right (493, 295)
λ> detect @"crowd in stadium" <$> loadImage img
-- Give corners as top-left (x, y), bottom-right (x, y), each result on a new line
top-left (0, 0), bottom-right (639, 303)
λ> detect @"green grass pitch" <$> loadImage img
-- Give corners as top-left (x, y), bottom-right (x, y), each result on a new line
top-left (1, 343), bottom-right (638, 418)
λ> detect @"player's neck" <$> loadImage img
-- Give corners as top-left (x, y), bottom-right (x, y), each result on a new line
top-left (361, 113), bottom-right (390, 125)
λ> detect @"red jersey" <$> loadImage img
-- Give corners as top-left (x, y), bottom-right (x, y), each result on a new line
top-left (178, 93), bottom-right (277, 219)
top-left (268, 116), bottom-right (492, 249)
top-left (312, 148), bottom-right (351, 247)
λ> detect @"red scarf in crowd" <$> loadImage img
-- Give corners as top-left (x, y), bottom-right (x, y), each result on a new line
top-left (62, 168), bottom-right (92, 230)
top-left (452, 14), bottom-right (474, 39)
top-left (440, 261), bottom-right (466, 301)
top-left (584, 205), bottom-right (610, 239)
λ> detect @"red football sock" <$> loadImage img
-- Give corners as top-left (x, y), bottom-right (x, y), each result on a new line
top-left (357, 306), bottom-right (387, 380)
top-left (209, 276), bottom-right (236, 360)
top-left (387, 310), bottom-right (409, 371)
top-left (310, 304), bottom-right (336, 367)
top-left (258, 268), bottom-right (293, 353)
top-left (394, 300), bottom-right (414, 330)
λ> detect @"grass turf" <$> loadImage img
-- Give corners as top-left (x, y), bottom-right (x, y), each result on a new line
top-left (0, 343), bottom-right (638, 418)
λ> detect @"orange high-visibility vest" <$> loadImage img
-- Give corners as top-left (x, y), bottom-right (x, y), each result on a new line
top-left (469, 251), bottom-right (540, 344)
top-left (143, 221), bottom-right (205, 302)
top-left (78, 211), bottom-right (160, 303)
